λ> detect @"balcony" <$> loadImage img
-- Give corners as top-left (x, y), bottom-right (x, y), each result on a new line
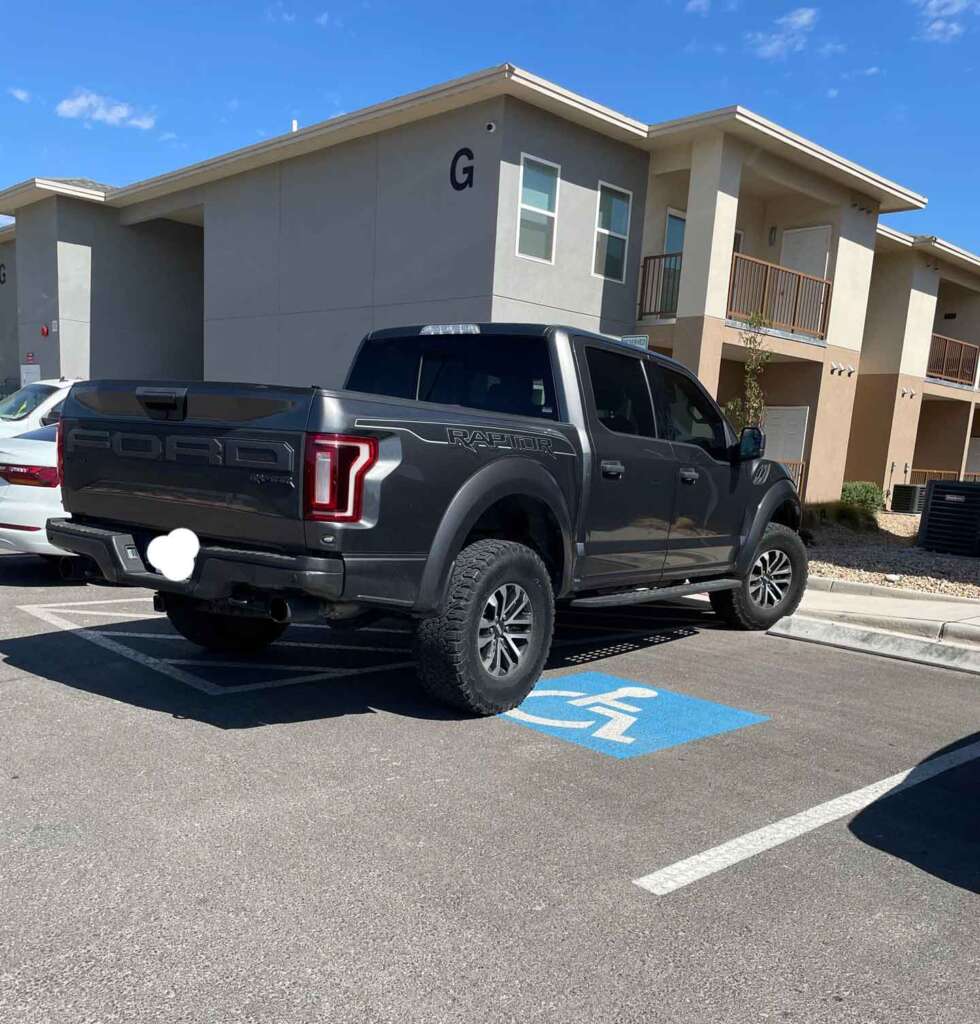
top-left (926, 333), bottom-right (979, 387)
top-left (638, 252), bottom-right (682, 320)
top-left (727, 253), bottom-right (832, 340)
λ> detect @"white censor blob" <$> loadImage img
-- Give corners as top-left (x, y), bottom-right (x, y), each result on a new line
top-left (146, 528), bottom-right (200, 582)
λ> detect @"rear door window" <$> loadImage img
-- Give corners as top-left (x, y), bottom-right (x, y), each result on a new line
top-left (347, 334), bottom-right (559, 420)
top-left (584, 347), bottom-right (656, 437)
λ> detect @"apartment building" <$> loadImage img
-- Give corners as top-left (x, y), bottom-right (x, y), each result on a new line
top-left (0, 64), bottom-right (944, 505)
top-left (845, 227), bottom-right (980, 501)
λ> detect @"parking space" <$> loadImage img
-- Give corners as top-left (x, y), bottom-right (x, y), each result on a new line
top-left (0, 554), bottom-right (977, 1023)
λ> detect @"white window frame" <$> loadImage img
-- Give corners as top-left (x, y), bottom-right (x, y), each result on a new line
top-left (516, 153), bottom-right (561, 266)
top-left (664, 207), bottom-right (687, 253)
top-left (592, 180), bottom-right (633, 284)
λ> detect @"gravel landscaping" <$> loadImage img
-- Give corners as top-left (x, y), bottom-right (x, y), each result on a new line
top-left (806, 512), bottom-right (980, 600)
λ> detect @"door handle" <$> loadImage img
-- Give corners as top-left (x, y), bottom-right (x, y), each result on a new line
top-left (601, 459), bottom-right (625, 480)
top-left (679, 467), bottom-right (700, 485)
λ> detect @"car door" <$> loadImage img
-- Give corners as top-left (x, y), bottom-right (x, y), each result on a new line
top-left (574, 341), bottom-right (677, 589)
top-left (649, 363), bottom-right (743, 575)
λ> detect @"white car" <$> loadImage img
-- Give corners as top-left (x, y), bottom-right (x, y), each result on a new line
top-left (0, 425), bottom-right (66, 557)
top-left (0, 379), bottom-right (79, 439)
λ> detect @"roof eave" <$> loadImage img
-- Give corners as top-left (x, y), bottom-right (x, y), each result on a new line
top-left (913, 235), bottom-right (980, 275)
top-left (0, 177), bottom-right (106, 216)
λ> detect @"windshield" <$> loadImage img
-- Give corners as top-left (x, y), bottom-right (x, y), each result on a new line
top-left (0, 384), bottom-right (58, 422)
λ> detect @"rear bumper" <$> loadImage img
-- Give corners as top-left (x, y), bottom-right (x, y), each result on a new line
top-left (46, 518), bottom-right (344, 601)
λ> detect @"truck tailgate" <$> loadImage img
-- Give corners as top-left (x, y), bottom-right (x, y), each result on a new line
top-left (60, 381), bottom-right (316, 552)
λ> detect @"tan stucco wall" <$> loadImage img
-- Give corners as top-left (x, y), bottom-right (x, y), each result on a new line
top-left (934, 279), bottom-right (980, 346)
top-left (913, 400), bottom-right (975, 472)
top-left (639, 169), bottom-right (689, 260)
top-left (844, 372), bottom-right (922, 495)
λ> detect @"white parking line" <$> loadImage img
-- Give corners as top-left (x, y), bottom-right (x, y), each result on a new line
top-left (100, 630), bottom-right (411, 653)
top-left (633, 738), bottom-right (980, 896)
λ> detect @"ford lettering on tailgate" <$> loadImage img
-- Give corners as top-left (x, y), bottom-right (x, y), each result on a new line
top-left (66, 429), bottom-right (295, 471)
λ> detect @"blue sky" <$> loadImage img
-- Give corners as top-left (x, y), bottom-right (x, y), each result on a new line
top-left (2, 1), bottom-right (979, 247)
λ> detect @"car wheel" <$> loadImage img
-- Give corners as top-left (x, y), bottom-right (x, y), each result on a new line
top-left (164, 595), bottom-right (288, 653)
top-left (415, 539), bottom-right (555, 715)
top-left (710, 523), bottom-right (808, 630)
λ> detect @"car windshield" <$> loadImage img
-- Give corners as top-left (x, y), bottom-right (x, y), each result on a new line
top-left (0, 384), bottom-right (58, 421)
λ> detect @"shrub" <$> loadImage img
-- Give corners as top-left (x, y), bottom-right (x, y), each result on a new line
top-left (803, 501), bottom-right (878, 533)
top-left (840, 480), bottom-right (885, 516)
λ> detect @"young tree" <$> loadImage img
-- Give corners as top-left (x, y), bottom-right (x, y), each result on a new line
top-left (723, 313), bottom-right (772, 432)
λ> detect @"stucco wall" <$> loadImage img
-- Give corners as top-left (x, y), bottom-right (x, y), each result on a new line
top-left (13, 199), bottom-right (60, 377)
top-left (934, 279), bottom-right (980, 346)
top-left (639, 169), bottom-right (689, 261)
top-left (186, 99), bottom-right (504, 386)
top-left (0, 239), bottom-right (18, 386)
top-left (492, 97), bottom-right (649, 337)
top-left (53, 199), bottom-right (204, 381)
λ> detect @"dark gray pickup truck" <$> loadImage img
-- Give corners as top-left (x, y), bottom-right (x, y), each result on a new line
top-left (49, 323), bottom-right (807, 714)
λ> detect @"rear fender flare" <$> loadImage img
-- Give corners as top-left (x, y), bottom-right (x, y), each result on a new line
top-left (415, 460), bottom-right (574, 614)
top-left (734, 480), bottom-right (801, 576)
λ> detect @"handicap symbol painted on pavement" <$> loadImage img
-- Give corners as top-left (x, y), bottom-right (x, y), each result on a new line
top-left (502, 672), bottom-right (768, 759)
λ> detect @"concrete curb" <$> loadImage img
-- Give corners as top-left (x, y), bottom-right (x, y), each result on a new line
top-left (768, 615), bottom-right (980, 677)
top-left (800, 609), bottom-right (980, 645)
top-left (807, 575), bottom-right (980, 606)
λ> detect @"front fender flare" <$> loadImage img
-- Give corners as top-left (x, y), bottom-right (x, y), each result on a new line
top-left (734, 480), bottom-right (801, 576)
top-left (414, 459), bottom-right (575, 614)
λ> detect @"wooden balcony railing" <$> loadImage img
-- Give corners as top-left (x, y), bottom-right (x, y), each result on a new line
top-left (638, 252), bottom-right (682, 320)
top-left (926, 333), bottom-right (979, 387)
top-left (909, 468), bottom-right (960, 486)
top-left (727, 253), bottom-right (832, 340)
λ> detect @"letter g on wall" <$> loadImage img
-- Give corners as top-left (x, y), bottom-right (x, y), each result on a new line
top-left (450, 147), bottom-right (475, 191)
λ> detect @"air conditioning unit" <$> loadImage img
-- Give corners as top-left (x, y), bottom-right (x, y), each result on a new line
top-left (891, 483), bottom-right (926, 515)
top-left (919, 480), bottom-right (980, 557)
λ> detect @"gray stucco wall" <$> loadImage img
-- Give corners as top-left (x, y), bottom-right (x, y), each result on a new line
top-left (0, 239), bottom-right (18, 387)
top-left (55, 199), bottom-right (204, 380)
top-left (14, 199), bottom-right (60, 377)
top-left (491, 98), bottom-right (649, 337)
top-left (132, 98), bottom-right (505, 387)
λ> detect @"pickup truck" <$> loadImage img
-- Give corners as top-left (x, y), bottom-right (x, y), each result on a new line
top-left (48, 323), bottom-right (807, 715)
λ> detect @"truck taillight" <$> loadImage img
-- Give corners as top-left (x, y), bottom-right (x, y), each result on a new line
top-left (303, 434), bottom-right (378, 523)
top-left (56, 420), bottom-right (65, 485)
top-left (0, 463), bottom-right (59, 488)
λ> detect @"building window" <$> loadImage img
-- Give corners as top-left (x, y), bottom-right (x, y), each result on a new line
top-left (593, 182), bottom-right (632, 282)
top-left (517, 154), bottom-right (560, 264)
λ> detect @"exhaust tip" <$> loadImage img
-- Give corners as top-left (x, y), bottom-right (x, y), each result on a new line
top-left (59, 557), bottom-right (79, 581)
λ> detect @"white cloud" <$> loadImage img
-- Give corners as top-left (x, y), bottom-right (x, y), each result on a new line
top-left (843, 65), bottom-right (882, 78)
top-left (746, 7), bottom-right (819, 59)
top-left (55, 89), bottom-right (156, 130)
top-left (826, 87), bottom-right (839, 98)
top-left (314, 11), bottom-right (330, 26)
top-left (685, 0), bottom-right (711, 14)
top-left (266, 1), bottom-right (296, 22)
top-left (159, 131), bottom-right (178, 142)
top-left (912, 0), bottom-right (976, 41)
top-left (818, 41), bottom-right (847, 56)
top-left (8, 87), bottom-right (30, 103)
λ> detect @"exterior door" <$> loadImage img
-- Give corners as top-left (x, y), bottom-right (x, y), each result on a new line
top-left (649, 363), bottom-right (743, 575)
top-left (576, 342), bottom-right (677, 588)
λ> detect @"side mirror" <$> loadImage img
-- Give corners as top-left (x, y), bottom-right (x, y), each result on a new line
top-left (40, 411), bottom-right (61, 427)
top-left (738, 425), bottom-right (765, 461)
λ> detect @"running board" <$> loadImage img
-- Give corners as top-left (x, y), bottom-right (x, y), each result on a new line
top-left (570, 578), bottom-right (740, 609)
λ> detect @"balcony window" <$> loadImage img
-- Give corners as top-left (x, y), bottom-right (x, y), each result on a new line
top-left (593, 182), bottom-right (632, 283)
top-left (517, 154), bottom-right (560, 264)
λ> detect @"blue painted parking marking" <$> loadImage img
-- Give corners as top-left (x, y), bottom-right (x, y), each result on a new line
top-left (502, 672), bottom-right (768, 759)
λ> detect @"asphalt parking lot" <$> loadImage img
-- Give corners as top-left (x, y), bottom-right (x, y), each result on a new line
top-left (0, 553), bottom-right (977, 1024)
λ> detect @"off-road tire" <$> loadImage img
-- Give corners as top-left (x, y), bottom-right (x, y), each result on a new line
top-left (415, 539), bottom-right (555, 715)
top-left (710, 523), bottom-right (808, 630)
top-left (164, 596), bottom-right (288, 653)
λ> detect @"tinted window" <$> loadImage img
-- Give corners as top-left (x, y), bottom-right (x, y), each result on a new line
top-left (0, 383), bottom-right (57, 421)
top-left (347, 334), bottom-right (558, 420)
top-left (585, 347), bottom-right (656, 437)
top-left (653, 366), bottom-right (729, 459)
